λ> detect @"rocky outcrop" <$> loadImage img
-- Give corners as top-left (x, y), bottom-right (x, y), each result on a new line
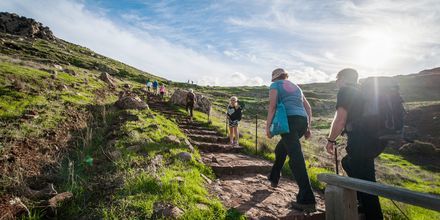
top-left (0, 12), bottom-right (55, 40)
top-left (399, 141), bottom-right (440, 156)
top-left (115, 92), bottom-right (148, 110)
top-left (169, 89), bottom-right (211, 114)
top-left (99, 72), bottom-right (116, 87)
top-left (152, 202), bottom-right (184, 219)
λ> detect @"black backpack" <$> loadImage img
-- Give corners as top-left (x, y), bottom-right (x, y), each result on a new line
top-left (358, 77), bottom-right (406, 140)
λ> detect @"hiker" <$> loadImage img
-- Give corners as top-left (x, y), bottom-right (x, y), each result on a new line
top-left (265, 68), bottom-right (315, 212)
top-left (325, 68), bottom-right (388, 220)
top-left (159, 84), bottom-right (166, 100)
top-left (186, 89), bottom-right (197, 121)
top-left (226, 96), bottom-right (242, 146)
top-left (146, 79), bottom-right (152, 92)
top-left (152, 80), bottom-right (159, 95)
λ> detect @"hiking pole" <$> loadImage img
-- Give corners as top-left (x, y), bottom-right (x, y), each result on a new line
top-left (334, 147), bottom-right (339, 175)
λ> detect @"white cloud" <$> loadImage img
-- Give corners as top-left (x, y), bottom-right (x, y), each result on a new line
top-left (1, 0), bottom-right (438, 86)
top-left (0, 0), bottom-right (268, 85)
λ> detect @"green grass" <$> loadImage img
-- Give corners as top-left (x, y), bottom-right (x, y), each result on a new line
top-left (95, 108), bottom-right (228, 219)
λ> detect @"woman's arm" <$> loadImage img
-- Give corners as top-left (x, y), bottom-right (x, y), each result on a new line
top-left (303, 96), bottom-right (312, 127)
top-left (265, 89), bottom-right (277, 138)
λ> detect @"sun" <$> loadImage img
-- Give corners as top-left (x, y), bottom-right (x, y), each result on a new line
top-left (355, 29), bottom-right (398, 69)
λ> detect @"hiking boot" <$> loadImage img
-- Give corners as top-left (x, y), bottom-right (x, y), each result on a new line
top-left (291, 201), bottom-right (316, 212)
top-left (267, 175), bottom-right (278, 188)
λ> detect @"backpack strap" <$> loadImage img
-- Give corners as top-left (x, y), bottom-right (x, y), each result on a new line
top-left (275, 82), bottom-right (282, 105)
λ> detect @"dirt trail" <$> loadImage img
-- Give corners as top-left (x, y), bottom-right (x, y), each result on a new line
top-left (148, 95), bottom-right (325, 219)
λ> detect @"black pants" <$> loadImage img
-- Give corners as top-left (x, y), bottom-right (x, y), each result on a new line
top-left (342, 131), bottom-right (384, 220)
top-left (269, 115), bottom-right (315, 204)
top-left (186, 103), bottom-right (194, 117)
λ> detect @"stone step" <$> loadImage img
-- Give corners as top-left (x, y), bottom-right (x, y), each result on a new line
top-left (210, 174), bottom-right (325, 219)
top-left (192, 141), bottom-right (243, 153)
top-left (183, 128), bottom-right (219, 136)
top-left (187, 133), bottom-right (229, 143)
top-left (202, 153), bottom-right (273, 176)
top-left (179, 124), bottom-right (213, 130)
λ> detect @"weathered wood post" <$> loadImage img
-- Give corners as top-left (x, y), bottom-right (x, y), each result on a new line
top-left (255, 114), bottom-right (258, 154)
top-left (324, 184), bottom-right (358, 220)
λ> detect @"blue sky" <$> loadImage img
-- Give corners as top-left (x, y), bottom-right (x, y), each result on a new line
top-left (1, 0), bottom-right (439, 86)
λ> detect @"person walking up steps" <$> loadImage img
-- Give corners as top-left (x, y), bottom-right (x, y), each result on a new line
top-left (146, 79), bottom-right (152, 93)
top-left (226, 96), bottom-right (242, 146)
top-left (324, 68), bottom-right (400, 220)
top-left (186, 89), bottom-right (196, 121)
top-left (152, 80), bottom-right (159, 95)
top-left (265, 68), bottom-right (315, 212)
top-left (159, 84), bottom-right (166, 100)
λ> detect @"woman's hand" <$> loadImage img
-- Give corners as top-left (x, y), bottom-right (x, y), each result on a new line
top-left (304, 127), bottom-right (312, 140)
top-left (265, 126), bottom-right (272, 139)
top-left (326, 142), bottom-right (334, 155)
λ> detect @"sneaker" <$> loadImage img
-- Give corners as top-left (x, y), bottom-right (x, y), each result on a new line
top-left (267, 175), bottom-right (278, 188)
top-left (291, 201), bottom-right (316, 212)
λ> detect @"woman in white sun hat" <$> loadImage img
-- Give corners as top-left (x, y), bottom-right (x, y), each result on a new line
top-left (265, 68), bottom-right (315, 212)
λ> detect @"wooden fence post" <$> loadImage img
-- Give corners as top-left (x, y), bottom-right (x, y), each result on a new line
top-left (325, 184), bottom-right (358, 220)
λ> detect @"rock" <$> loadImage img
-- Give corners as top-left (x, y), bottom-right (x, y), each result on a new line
top-left (200, 174), bottom-right (212, 184)
top-left (165, 135), bottom-right (181, 145)
top-left (148, 124), bottom-right (159, 129)
top-left (53, 64), bottom-right (63, 71)
top-left (169, 89), bottom-right (212, 114)
top-left (123, 83), bottom-right (132, 89)
top-left (211, 156), bottom-right (218, 163)
top-left (56, 84), bottom-right (68, 91)
top-left (196, 203), bottom-right (209, 210)
top-left (99, 72), bottom-right (116, 87)
top-left (172, 176), bottom-right (184, 184)
top-left (22, 109), bottom-right (39, 119)
top-left (115, 93), bottom-right (148, 110)
top-left (399, 140), bottom-right (439, 156)
top-left (0, 12), bottom-right (55, 40)
top-left (12, 79), bottom-right (25, 91)
top-left (147, 154), bottom-right (163, 174)
top-left (153, 202), bottom-right (184, 219)
top-left (109, 150), bottom-right (122, 160)
top-left (140, 87), bottom-right (148, 93)
top-left (64, 68), bottom-right (76, 76)
top-left (22, 183), bottom-right (57, 199)
top-left (184, 139), bottom-right (194, 152)
top-left (127, 145), bottom-right (141, 153)
top-left (48, 192), bottom-right (73, 208)
top-left (40, 68), bottom-right (56, 74)
top-left (176, 152), bottom-right (192, 162)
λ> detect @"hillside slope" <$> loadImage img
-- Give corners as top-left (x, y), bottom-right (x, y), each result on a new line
top-left (0, 13), bottom-right (227, 219)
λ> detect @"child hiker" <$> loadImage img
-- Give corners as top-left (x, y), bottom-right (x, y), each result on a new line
top-left (226, 96), bottom-right (242, 146)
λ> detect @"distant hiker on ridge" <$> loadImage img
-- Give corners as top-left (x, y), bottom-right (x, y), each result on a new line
top-left (226, 96), bottom-right (243, 146)
top-left (186, 89), bottom-right (197, 121)
top-left (265, 68), bottom-right (315, 212)
top-left (146, 79), bottom-right (152, 93)
top-left (152, 80), bottom-right (159, 95)
top-left (159, 84), bottom-right (166, 100)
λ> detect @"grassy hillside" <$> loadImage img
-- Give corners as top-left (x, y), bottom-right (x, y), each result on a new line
top-left (0, 31), bottom-right (236, 219)
top-left (1, 19), bottom-right (439, 219)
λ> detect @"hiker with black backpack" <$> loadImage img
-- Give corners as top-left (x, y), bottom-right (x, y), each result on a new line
top-left (186, 89), bottom-right (197, 121)
top-left (325, 68), bottom-right (405, 220)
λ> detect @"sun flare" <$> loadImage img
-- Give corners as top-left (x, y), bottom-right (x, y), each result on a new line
top-left (355, 30), bottom-right (399, 69)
